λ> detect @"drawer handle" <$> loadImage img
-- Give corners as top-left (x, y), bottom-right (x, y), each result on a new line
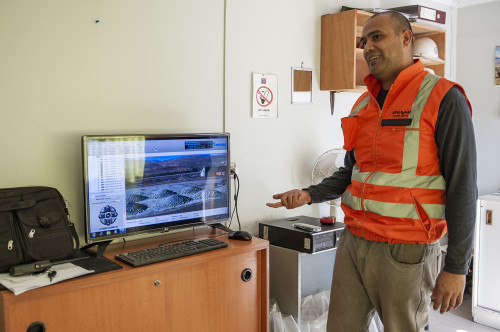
top-left (27, 321), bottom-right (46, 332)
top-left (486, 210), bottom-right (493, 225)
top-left (241, 268), bottom-right (252, 282)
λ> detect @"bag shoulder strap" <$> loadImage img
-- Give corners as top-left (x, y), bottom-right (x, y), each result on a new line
top-left (68, 222), bottom-right (80, 250)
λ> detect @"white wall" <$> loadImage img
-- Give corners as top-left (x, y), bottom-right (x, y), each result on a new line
top-left (457, 0), bottom-right (500, 195)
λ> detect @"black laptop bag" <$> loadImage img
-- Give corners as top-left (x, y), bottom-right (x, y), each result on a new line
top-left (0, 186), bottom-right (79, 273)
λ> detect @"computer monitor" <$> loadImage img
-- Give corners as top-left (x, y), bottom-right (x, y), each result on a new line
top-left (82, 133), bottom-right (231, 244)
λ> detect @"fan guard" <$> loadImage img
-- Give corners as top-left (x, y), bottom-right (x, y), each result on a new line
top-left (311, 148), bottom-right (346, 206)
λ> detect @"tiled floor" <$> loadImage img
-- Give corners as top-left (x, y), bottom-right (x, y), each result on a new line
top-left (428, 294), bottom-right (499, 332)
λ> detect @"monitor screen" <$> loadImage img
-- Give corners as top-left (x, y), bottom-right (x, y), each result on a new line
top-left (82, 133), bottom-right (231, 244)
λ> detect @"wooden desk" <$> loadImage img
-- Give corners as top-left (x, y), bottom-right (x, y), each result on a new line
top-left (0, 228), bottom-right (269, 332)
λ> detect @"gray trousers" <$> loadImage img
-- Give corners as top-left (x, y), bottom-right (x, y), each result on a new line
top-left (326, 228), bottom-right (441, 332)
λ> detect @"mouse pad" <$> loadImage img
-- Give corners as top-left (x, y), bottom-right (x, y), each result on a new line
top-left (71, 249), bottom-right (123, 275)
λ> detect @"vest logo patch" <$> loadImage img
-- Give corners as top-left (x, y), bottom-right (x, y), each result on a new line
top-left (392, 110), bottom-right (411, 118)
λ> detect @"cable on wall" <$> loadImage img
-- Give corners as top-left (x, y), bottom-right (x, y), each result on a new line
top-left (229, 171), bottom-right (241, 231)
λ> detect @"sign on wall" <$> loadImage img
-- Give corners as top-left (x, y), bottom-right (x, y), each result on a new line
top-left (252, 73), bottom-right (278, 118)
top-left (495, 46), bottom-right (500, 87)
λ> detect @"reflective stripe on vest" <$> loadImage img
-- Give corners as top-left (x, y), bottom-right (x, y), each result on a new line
top-left (343, 73), bottom-right (446, 219)
top-left (342, 189), bottom-right (445, 219)
top-left (351, 94), bottom-right (370, 116)
top-left (350, 165), bottom-right (446, 190)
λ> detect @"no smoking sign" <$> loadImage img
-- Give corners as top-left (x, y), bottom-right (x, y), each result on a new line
top-left (256, 86), bottom-right (273, 107)
top-left (252, 73), bottom-right (278, 118)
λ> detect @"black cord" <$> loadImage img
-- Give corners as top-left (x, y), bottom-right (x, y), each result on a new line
top-left (229, 171), bottom-right (241, 231)
top-left (235, 172), bottom-right (241, 231)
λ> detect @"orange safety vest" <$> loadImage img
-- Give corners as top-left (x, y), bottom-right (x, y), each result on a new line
top-left (341, 61), bottom-right (472, 244)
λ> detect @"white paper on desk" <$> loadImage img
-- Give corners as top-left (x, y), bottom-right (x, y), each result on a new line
top-left (0, 263), bottom-right (94, 295)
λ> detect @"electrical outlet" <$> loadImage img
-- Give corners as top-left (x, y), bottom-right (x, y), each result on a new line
top-left (230, 162), bottom-right (238, 174)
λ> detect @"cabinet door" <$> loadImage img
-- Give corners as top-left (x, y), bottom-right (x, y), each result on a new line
top-left (476, 200), bottom-right (500, 312)
top-left (2, 272), bottom-right (169, 332)
top-left (162, 251), bottom-right (262, 331)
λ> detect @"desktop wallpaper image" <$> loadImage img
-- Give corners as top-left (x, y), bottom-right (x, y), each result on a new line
top-left (124, 155), bottom-right (228, 221)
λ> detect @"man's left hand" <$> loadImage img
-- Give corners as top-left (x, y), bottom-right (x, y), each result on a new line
top-left (430, 270), bottom-right (466, 314)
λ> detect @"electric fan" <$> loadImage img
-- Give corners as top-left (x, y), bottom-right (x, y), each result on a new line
top-left (311, 148), bottom-right (346, 220)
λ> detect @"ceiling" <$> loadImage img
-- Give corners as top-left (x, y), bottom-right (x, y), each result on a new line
top-left (457, 0), bottom-right (499, 7)
top-left (435, 0), bottom-right (499, 7)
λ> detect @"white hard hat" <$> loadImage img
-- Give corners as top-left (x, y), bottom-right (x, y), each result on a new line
top-left (424, 67), bottom-right (435, 75)
top-left (413, 37), bottom-right (441, 60)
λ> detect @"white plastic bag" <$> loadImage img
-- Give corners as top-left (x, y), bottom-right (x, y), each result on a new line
top-left (282, 315), bottom-right (301, 332)
top-left (298, 320), bottom-right (311, 332)
top-left (270, 298), bottom-right (284, 332)
top-left (300, 295), bottom-right (320, 322)
top-left (300, 290), bottom-right (330, 331)
top-left (271, 291), bottom-right (384, 332)
top-left (369, 312), bottom-right (384, 332)
top-left (270, 311), bottom-right (284, 332)
top-left (311, 290), bottom-right (330, 317)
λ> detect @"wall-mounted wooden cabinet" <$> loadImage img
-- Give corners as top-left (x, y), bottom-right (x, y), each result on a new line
top-left (320, 9), bottom-right (446, 91)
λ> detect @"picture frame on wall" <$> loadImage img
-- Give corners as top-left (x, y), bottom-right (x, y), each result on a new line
top-left (291, 67), bottom-right (313, 104)
top-left (495, 46), bottom-right (500, 87)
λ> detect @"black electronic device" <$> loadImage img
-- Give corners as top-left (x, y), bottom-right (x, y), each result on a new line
top-left (82, 133), bottom-right (231, 245)
top-left (293, 223), bottom-right (321, 232)
top-left (228, 230), bottom-right (252, 241)
top-left (9, 260), bottom-right (52, 277)
top-left (259, 216), bottom-right (345, 253)
top-left (9, 256), bottom-right (88, 277)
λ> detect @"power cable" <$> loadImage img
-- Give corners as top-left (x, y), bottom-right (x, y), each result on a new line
top-left (229, 171), bottom-right (241, 231)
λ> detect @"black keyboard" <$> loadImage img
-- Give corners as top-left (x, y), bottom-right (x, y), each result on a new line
top-left (115, 237), bottom-right (228, 267)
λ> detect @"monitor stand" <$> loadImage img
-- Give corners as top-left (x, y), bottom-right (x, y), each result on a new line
top-left (209, 223), bottom-right (234, 234)
top-left (80, 240), bottom-right (112, 258)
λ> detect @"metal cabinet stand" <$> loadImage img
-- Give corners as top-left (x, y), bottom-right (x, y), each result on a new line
top-left (269, 244), bottom-right (336, 322)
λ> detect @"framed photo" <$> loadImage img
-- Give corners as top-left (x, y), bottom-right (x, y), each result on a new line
top-left (496, 46), bottom-right (500, 87)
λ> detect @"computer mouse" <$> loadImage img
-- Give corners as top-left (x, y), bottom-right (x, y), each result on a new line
top-left (228, 230), bottom-right (252, 241)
